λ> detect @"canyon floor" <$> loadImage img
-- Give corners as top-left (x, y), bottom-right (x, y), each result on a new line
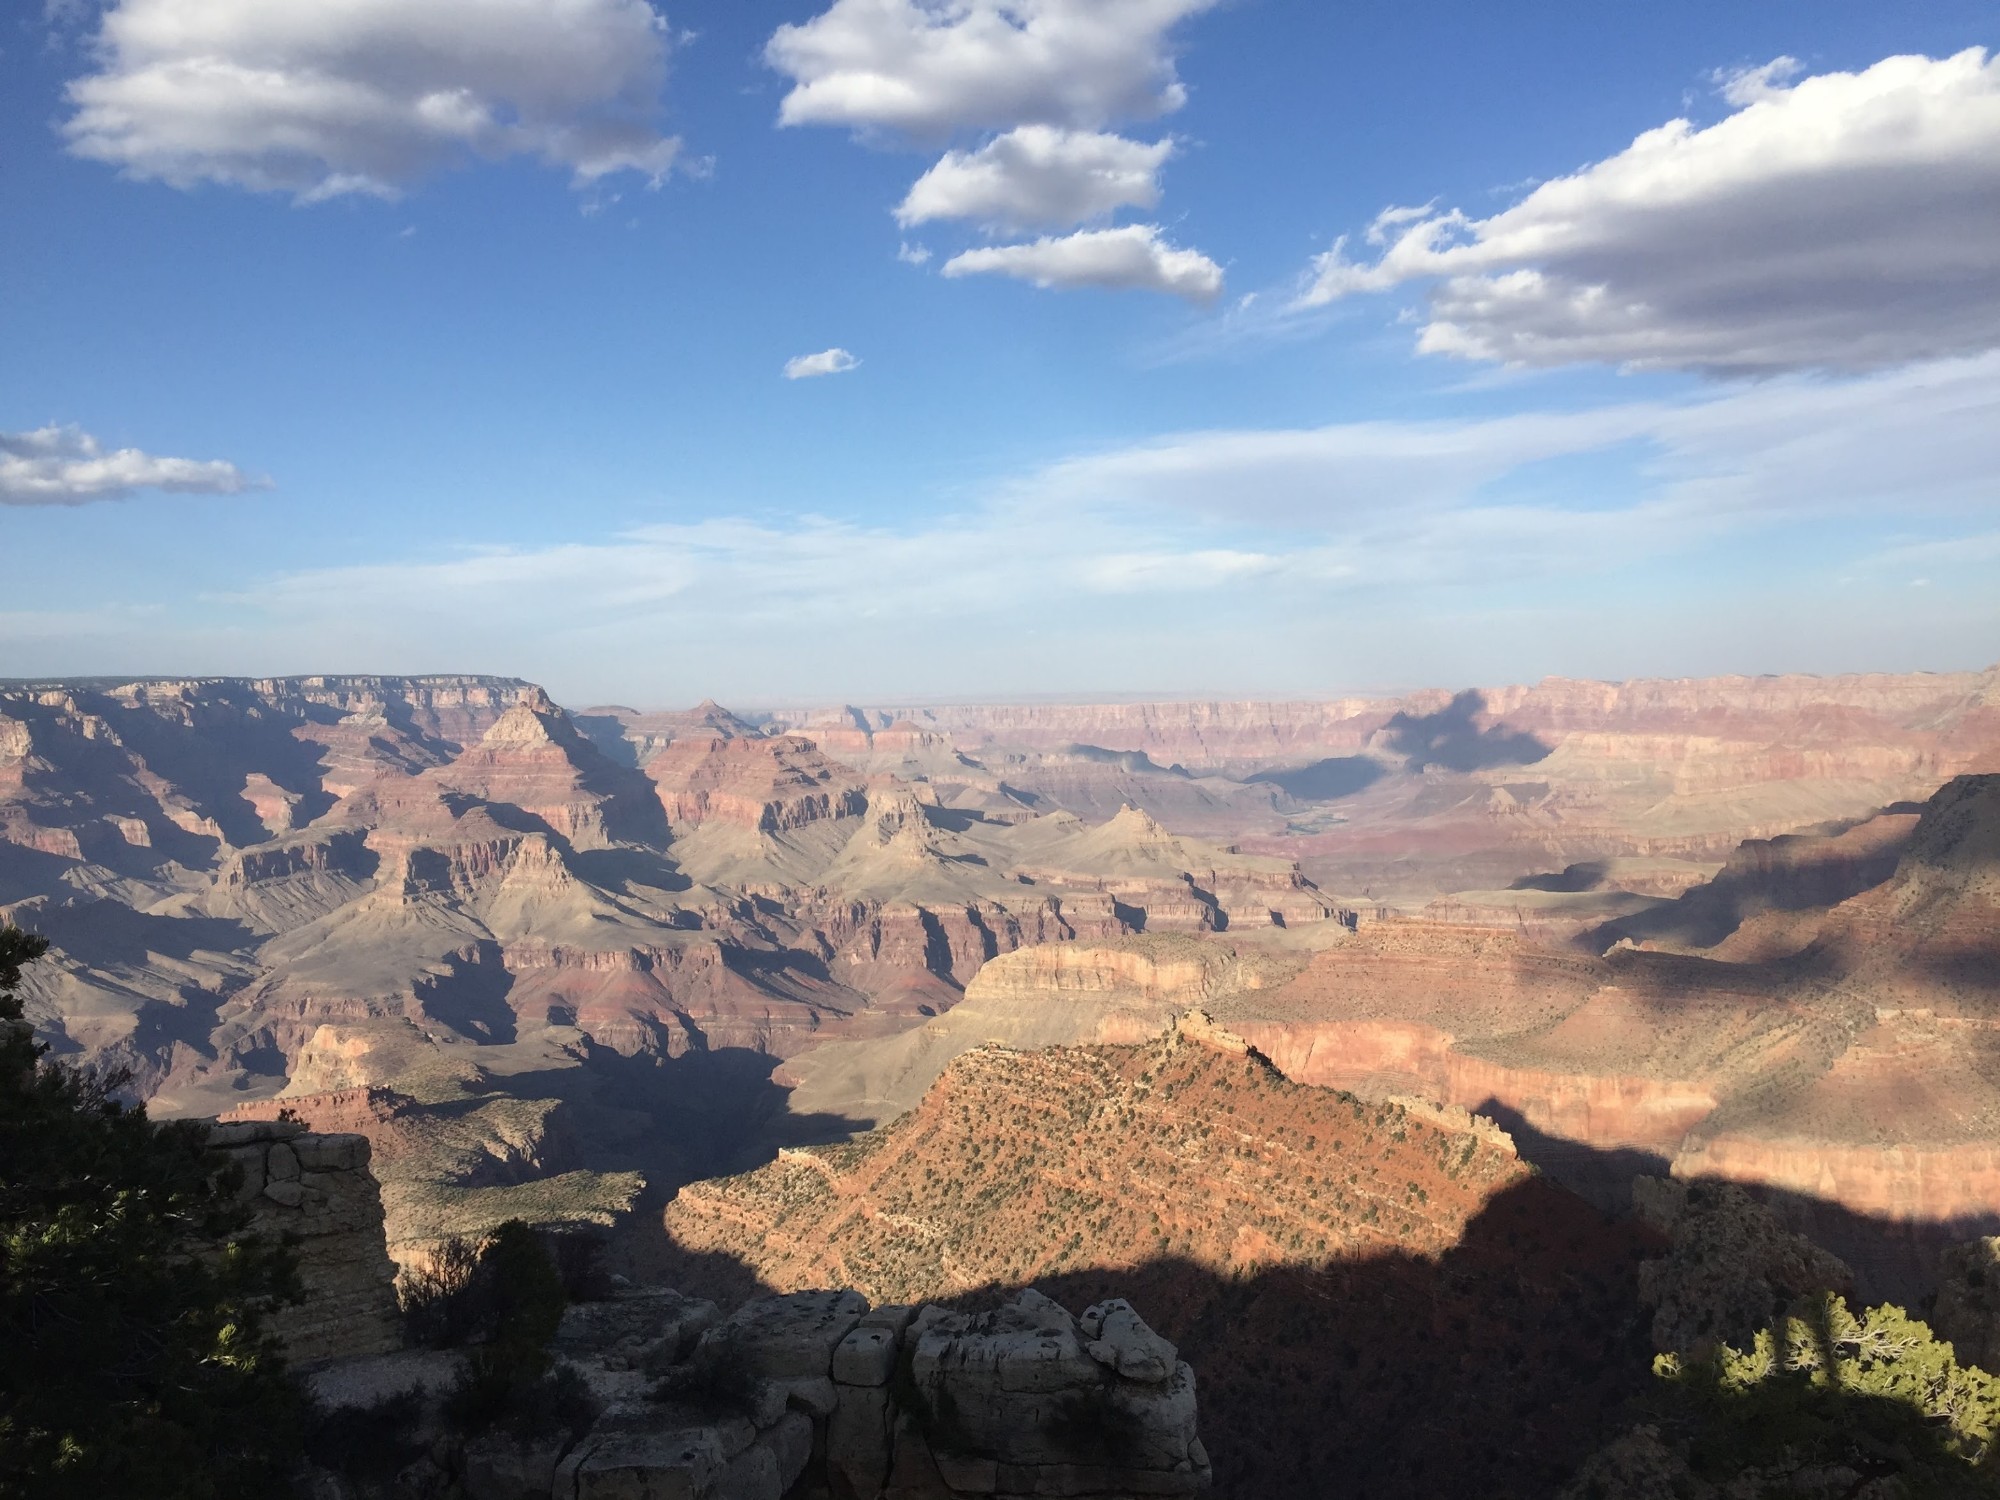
top-left (2, 668), bottom-right (1996, 1293)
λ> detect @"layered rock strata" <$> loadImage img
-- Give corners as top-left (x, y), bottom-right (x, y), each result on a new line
top-left (204, 1116), bottom-right (402, 1365)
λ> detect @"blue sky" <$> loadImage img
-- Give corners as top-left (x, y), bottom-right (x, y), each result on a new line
top-left (3, 0), bottom-right (1997, 706)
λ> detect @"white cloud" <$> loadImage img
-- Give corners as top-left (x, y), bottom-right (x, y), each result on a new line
top-left (766, 0), bottom-right (1214, 138)
top-left (237, 355), bottom-right (2000, 621)
top-left (62, 0), bottom-right (681, 200)
top-left (1712, 55), bottom-right (1804, 107)
top-left (943, 224), bottom-right (1221, 300)
top-left (897, 240), bottom-right (933, 265)
top-left (1034, 353), bottom-right (2000, 528)
top-left (0, 425), bottom-right (267, 506)
top-left (897, 125), bottom-right (1171, 230)
top-left (1300, 49), bottom-right (2000, 374)
top-left (783, 347), bottom-right (862, 379)
top-left (15, 356), bottom-right (2000, 699)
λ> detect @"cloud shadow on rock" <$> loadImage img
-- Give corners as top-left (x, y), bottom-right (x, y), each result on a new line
top-left (1246, 755), bottom-right (1385, 801)
top-left (1383, 689), bottom-right (1552, 773)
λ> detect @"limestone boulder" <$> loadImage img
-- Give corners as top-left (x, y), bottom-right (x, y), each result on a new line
top-left (556, 1426), bottom-right (730, 1499)
top-left (1080, 1299), bottom-right (1177, 1384)
top-left (834, 1324), bottom-right (900, 1387)
top-left (706, 1288), bottom-right (868, 1379)
top-left (555, 1286), bottom-right (720, 1375)
top-left (905, 1289), bottom-right (1209, 1492)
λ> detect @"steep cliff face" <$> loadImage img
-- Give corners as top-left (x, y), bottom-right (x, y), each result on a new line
top-left (430, 692), bottom-right (667, 850)
top-left (1232, 1017), bottom-right (1721, 1161)
top-left (644, 733), bottom-right (867, 832)
top-left (203, 1116), bottom-right (402, 1365)
top-left (776, 937), bottom-right (1314, 1127)
top-left (774, 667), bottom-right (2000, 775)
top-left (0, 675), bottom-right (525, 864)
top-left (1598, 804), bottom-right (1921, 957)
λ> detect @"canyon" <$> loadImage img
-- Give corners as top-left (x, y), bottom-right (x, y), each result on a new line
top-left (4, 667), bottom-right (1998, 1294)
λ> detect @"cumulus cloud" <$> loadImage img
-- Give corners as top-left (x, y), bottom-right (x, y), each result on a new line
top-left (1300, 49), bottom-right (2000, 374)
top-left (0, 425), bottom-right (266, 506)
top-left (768, 0), bottom-right (1219, 299)
top-left (944, 224), bottom-right (1221, 300)
top-left (896, 125), bottom-right (1170, 230)
top-left (61, 0), bottom-right (681, 200)
top-left (766, 0), bottom-right (1214, 138)
top-left (784, 347), bottom-right (861, 379)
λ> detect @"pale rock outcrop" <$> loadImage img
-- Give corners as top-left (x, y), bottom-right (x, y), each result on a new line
top-left (359, 1284), bottom-right (1212, 1500)
top-left (205, 1117), bottom-right (403, 1365)
top-left (898, 1289), bottom-right (1209, 1497)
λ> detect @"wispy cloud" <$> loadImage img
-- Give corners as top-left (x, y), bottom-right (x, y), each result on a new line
top-left (213, 351), bottom-right (2000, 633)
top-left (12, 356), bottom-right (1997, 698)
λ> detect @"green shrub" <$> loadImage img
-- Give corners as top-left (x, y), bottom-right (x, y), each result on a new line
top-left (480, 1219), bottom-right (566, 1359)
top-left (445, 1353), bottom-right (597, 1443)
top-left (431, 1219), bottom-right (587, 1444)
top-left (1657, 1293), bottom-right (2000, 1492)
top-left (550, 1231), bottom-right (615, 1303)
top-left (398, 1235), bottom-right (484, 1348)
top-left (0, 925), bottom-right (305, 1499)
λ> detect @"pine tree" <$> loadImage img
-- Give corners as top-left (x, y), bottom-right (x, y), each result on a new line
top-left (0, 924), bottom-right (306, 1499)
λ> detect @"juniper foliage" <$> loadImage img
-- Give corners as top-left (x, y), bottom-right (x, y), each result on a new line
top-left (0, 925), bottom-right (306, 1499)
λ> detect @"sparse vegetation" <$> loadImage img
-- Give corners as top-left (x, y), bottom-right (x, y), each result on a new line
top-left (398, 1234), bottom-right (484, 1347)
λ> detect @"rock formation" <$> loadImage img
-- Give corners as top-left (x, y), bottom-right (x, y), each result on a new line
top-left (0, 675), bottom-right (1343, 1262)
top-left (665, 1013), bottom-right (1532, 1298)
top-left (1932, 1236), bottom-right (2000, 1374)
top-left (653, 1010), bottom-right (1663, 1498)
top-left (9, 671), bottom-right (2000, 1301)
top-left (313, 1284), bottom-right (1208, 1500)
top-left (204, 1115), bottom-right (402, 1365)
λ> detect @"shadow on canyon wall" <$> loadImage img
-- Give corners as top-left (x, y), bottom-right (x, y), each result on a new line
top-left (629, 1137), bottom-right (2000, 1500)
top-left (1244, 690), bottom-right (1551, 805)
top-left (1063, 743), bottom-right (1194, 778)
top-left (1247, 755), bottom-right (1386, 801)
top-left (1589, 825), bottom-right (1919, 953)
top-left (1384, 689), bottom-right (1553, 774)
top-left (1475, 1099), bottom-right (1996, 1307)
top-left (633, 1169), bottom-right (1662, 1500)
top-left (507, 1040), bottom-right (869, 1202)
